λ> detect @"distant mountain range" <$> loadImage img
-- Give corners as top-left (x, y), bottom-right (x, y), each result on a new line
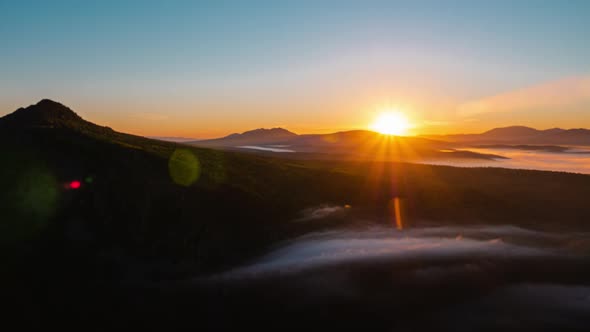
top-left (7, 101), bottom-right (587, 165)
top-left (194, 127), bottom-right (298, 145)
top-left (426, 126), bottom-right (590, 146)
top-left (193, 125), bottom-right (590, 150)
top-left (189, 124), bottom-right (590, 160)
top-left (190, 127), bottom-right (503, 161)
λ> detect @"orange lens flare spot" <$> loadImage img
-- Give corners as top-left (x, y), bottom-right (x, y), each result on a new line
top-left (393, 197), bottom-right (404, 230)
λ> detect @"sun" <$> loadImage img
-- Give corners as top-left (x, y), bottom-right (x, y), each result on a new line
top-left (370, 111), bottom-right (411, 135)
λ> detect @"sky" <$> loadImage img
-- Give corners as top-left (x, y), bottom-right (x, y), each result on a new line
top-left (1, 0), bottom-right (589, 138)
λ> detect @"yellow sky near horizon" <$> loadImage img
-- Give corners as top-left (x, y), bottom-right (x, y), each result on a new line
top-left (2, 75), bottom-right (589, 138)
top-left (96, 76), bottom-right (590, 138)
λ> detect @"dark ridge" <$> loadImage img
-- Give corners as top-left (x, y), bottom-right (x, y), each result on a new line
top-left (543, 128), bottom-right (565, 134)
top-left (0, 99), bottom-right (114, 134)
top-left (1, 99), bottom-right (82, 126)
top-left (429, 125), bottom-right (590, 145)
top-left (482, 126), bottom-right (540, 137)
top-left (224, 127), bottom-right (298, 139)
top-left (193, 127), bottom-right (298, 145)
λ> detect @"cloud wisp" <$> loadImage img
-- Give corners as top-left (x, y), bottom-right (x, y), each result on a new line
top-left (457, 76), bottom-right (590, 118)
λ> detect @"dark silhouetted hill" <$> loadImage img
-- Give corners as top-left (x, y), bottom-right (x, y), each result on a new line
top-left (225, 127), bottom-right (297, 140)
top-left (0, 99), bottom-right (113, 133)
top-left (194, 127), bottom-right (297, 145)
top-left (482, 126), bottom-right (541, 138)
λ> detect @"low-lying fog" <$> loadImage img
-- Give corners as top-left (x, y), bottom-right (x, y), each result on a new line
top-left (194, 225), bottom-right (590, 330)
top-left (211, 225), bottom-right (590, 280)
top-left (236, 145), bottom-right (590, 174)
top-left (237, 145), bottom-right (295, 152)
top-left (425, 147), bottom-right (590, 174)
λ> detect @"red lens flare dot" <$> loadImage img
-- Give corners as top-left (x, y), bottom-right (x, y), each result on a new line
top-left (69, 180), bottom-right (81, 189)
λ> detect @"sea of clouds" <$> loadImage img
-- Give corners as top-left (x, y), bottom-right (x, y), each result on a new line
top-left (194, 225), bottom-right (590, 330)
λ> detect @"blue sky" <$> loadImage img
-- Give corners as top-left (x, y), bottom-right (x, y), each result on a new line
top-left (1, 1), bottom-right (589, 136)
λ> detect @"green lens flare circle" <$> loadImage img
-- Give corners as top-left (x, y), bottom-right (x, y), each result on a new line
top-left (168, 149), bottom-right (201, 186)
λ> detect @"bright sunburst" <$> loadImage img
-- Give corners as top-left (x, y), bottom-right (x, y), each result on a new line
top-left (370, 111), bottom-right (411, 136)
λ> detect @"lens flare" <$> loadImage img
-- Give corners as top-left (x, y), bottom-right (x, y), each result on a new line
top-left (168, 148), bottom-right (201, 186)
top-left (17, 168), bottom-right (59, 223)
top-left (389, 197), bottom-right (404, 230)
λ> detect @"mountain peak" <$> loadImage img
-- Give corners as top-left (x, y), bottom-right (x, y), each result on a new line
top-left (223, 127), bottom-right (297, 139)
top-left (243, 127), bottom-right (296, 135)
top-left (482, 126), bottom-right (539, 137)
top-left (1, 99), bottom-right (85, 128)
top-left (36, 98), bottom-right (67, 107)
top-left (195, 127), bottom-right (298, 145)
